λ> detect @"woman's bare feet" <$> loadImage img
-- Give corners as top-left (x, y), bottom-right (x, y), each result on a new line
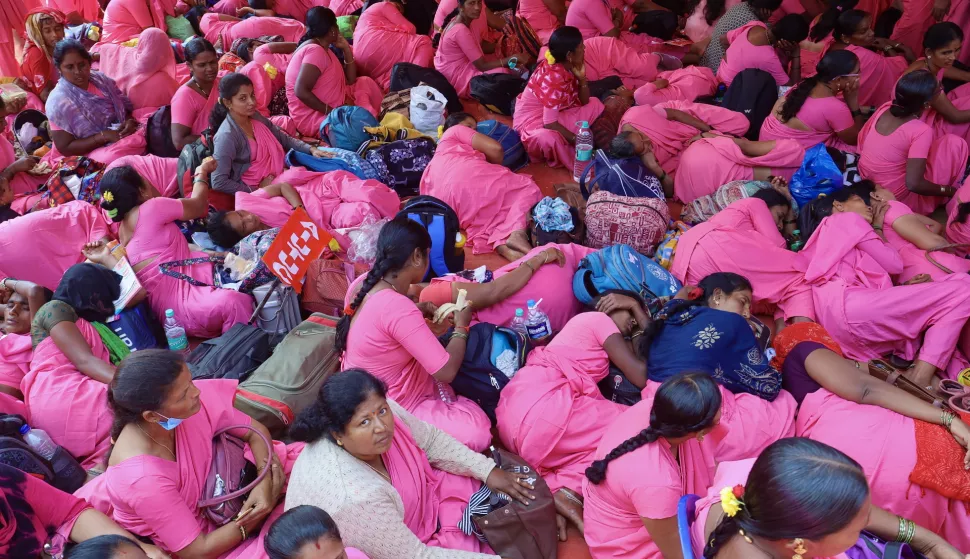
top-left (496, 244), bottom-right (527, 262)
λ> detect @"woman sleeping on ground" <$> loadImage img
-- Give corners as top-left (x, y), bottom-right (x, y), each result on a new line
top-left (0, 278), bottom-right (50, 400)
top-left (264, 505), bottom-right (371, 559)
top-left (199, 12), bottom-right (306, 50)
top-left (355, 0), bottom-right (435, 91)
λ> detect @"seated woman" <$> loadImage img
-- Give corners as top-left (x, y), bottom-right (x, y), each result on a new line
top-left (903, 24), bottom-right (970, 148)
top-left (265, 505), bottom-right (370, 559)
top-left (20, 8), bottom-right (67, 103)
top-left (420, 113), bottom-right (539, 261)
top-left (797, 186), bottom-right (970, 386)
top-left (496, 293), bottom-right (649, 510)
top-left (823, 9), bottom-right (913, 108)
top-left (0, 98), bottom-right (46, 200)
top-left (285, 369), bottom-right (532, 559)
top-left (96, 28), bottom-right (179, 112)
top-left (355, 0), bottom-right (435, 91)
top-left (692, 438), bottom-right (969, 558)
top-left (101, 0), bottom-right (173, 44)
top-left (0, 463), bottom-right (167, 559)
top-left (337, 217), bottom-right (492, 451)
top-left (698, 0), bottom-right (783, 71)
top-left (199, 13), bottom-right (306, 50)
top-left (171, 38), bottom-right (220, 151)
top-left (716, 14), bottom-right (809, 87)
top-left (45, 40), bottom-right (146, 162)
top-left (563, 0), bottom-right (666, 53)
top-left (22, 263), bottom-right (120, 471)
top-left (857, 70), bottom-right (967, 215)
top-left (286, 7), bottom-right (382, 137)
top-left (671, 192), bottom-right (815, 324)
top-left (674, 135), bottom-right (805, 203)
top-left (760, 49), bottom-right (864, 151)
top-left (619, 100), bottom-right (750, 177)
top-left (76, 349), bottom-right (303, 558)
top-left (946, 176), bottom-right (970, 249)
top-left (581, 36), bottom-right (692, 92)
top-left (518, 0), bottom-right (566, 42)
top-left (433, 0), bottom-right (523, 99)
top-left (107, 154), bottom-right (180, 199)
top-left (97, 159), bottom-right (254, 338)
top-left (0, 279), bottom-right (49, 400)
top-left (582, 372), bottom-right (724, 559)
top-left (513, 26), bottom-right (605, 169)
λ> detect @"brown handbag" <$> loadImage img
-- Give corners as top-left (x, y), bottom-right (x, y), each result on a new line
top-left (867, 359), bottom-right (952, 410)
top-left (924, 243), bottom-right (970, 274)
top-left (198, 424), bottom-right (273, 526)
top-left (473, 449), bottom-right (558, 559)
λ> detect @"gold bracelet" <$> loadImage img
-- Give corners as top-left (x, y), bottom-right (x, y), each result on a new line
top-left (451, 331), bottom-right (468, 341)
top-left (895, 516), bottom-right (906, 542)
top-left (942, 410), bottom-right (956, 429)
top-left (904, 519), bottom-right (916, 544)
top-left (239, 524), bottom-right (247, 540)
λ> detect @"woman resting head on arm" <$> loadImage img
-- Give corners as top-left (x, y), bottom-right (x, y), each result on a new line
top-left (265, 505), bottom-right (366, 559)
top-left (776, 49), bottom-right (863, 145)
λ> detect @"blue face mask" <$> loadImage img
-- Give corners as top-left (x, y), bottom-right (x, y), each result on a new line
top-left (156, 413), bottom-right (184, 431)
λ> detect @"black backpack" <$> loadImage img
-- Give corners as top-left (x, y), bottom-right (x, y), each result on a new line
top-left (396, 195), bottom-right (464, 281)
top-left (177, 130), bottom-right (213, 197)
top-left (147, 105), bottom-right (181, 158)
top-left (441, 323), bottom-right (531, 424)
top-left (187, 323), bottom-right (276, 381)
top-left (597, 365), bottom-right (642, 406)
top-left (0, 414), bottom-right (87, 493)
top-left (389, 63), bottom-right (463, 113)
top-left (470, 73), bottom-right (527, 116)
top-left (720, 68), bottom-right (778, 140)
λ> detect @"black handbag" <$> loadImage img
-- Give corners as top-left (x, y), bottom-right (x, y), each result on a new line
top-left (598, 365), bottom-right (642, 406)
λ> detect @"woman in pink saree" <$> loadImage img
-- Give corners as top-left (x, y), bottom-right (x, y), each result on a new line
top-left (619, 101), bottom-right (750, 177)
top-left (76, 350), bottom-right (303, 558)
top-left (286, 7), bottom-right (383, 137)
top-left (171, 38), bottom-right (220, 151)
top-left (674, 135), bottom-right (804, 203)
top-left (96, 28), bottom-right (178, 112)
top-left (633, 66), bottom-right (720, 105)
top-left (513, 26), bottom-right (605, 168)
top-left (355, 0), bottom-right (434, 91)
top-left (101, 0), bottom-right (169, 44)
top-left (0, 279), bottom-right (48, 400)
top-left (797, 188), bottom-right (970, 386)
top-left (200, 13), bottom-right (306, 49)
top-left (945, 175), bottom-right (970, 248)
top-left (518, 0), bottom-right (565, 42)
top-left (98, 159), bottom-right (254, 339)
top-left (904, 24), bottom-right (970, 147)
top-left (716, 18), bottom-right (807, 88)
top-left (563, 0), bottom-right (664, 53)
top-left (420, 113), bottom-right (540, 260)
top-left (581, 36), bottom-right (673, 90)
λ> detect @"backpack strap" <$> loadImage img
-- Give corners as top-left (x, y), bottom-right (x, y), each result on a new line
top-left (579, 158), bottom-right (597, 199)
top-left (159, 257), bottom-right (222, 287)
top-left (425, 214), bottom-right (452, 278)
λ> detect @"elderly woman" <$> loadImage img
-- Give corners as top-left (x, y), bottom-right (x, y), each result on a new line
top-left (285, 369), bottom-right (534, 559)
top-left (45, 39), bottom-right (146, 161)
top-left (0, 278), bottom-right (49, 400)
top-left (20, 8), bottom-right (67, 103)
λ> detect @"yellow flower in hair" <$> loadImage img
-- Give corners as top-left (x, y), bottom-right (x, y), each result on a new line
top-left (437, 125), bottom-right (444, 139)
top-left (102, 191), bottom-right (114, 203)
top-left (720, 486), bottom-right (743, 517)
top-left (263, 63), bottom-right (279, 80)
top-left (544, 50), bottom-right (556, 65)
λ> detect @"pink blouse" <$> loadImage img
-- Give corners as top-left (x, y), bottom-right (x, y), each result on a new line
top-left (716, 21), bottom-right (789, 87)
top-left (564, 0), bottom-right (615, 39)
top-left (170, 78), bottom-right (221, 136)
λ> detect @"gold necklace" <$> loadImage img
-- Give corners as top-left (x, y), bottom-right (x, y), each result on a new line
top-left (137, 424), bottom-right (176, 458)
top-left (363, 457), bottom-right (391, 483)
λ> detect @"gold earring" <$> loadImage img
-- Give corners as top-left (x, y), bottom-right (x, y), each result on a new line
top-left (792, 538), bottom-right (807, 559)
top-left (336, 440), bottom-right (343, 446)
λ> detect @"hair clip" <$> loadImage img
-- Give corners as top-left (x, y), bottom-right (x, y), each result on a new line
top-left (343, 305), bottom-right (355, 317)
top-left (544, 50), bottom-right (556, 64)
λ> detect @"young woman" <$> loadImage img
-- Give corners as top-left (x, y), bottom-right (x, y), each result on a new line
top-left (512, 26), bottom-right (605, 169)
top-left (209, 73), bottom-right (328, 195)
top-left (96, 28), bottom-right (179, 112)
top-left (20, 8), bottom-right (67, 102)
top-left (97, 159), bottom-right (254, 338)
top-left (198, 12), bottom-right (306, 49)
top-left (857, 70), bottom-right (967, 215)
top-left (582, 372), bottom-right (724, 559)
top-left (355, 0), bottom-right (434, 91)
top-left (285, 369), bottom-right (531, 559)
top-left (433, 0), bottom-right (523, 98)
top-left (904, 24), bottom-right (970, 147)
top-left (693, 438), bottom-right (968, 559)
top-left (419, 113), bottom-right (539, 261)
top-left (518, 0), bottom-right (565, 42)
top-left (337, 217), bottom-right (492, 451)
top-left (0, 278), bottom-right (49, 400)
top-left (45, 40), bottom-right (145, 161)
top-left (716, 14), bottom-right (809, 87)
top-left (671, 191), bottom-right (814, 324)
top-left (265, 506), bottom-right (369, 559)
top-left (170, 38), bottom-right (220, 151)
top-left (798, 187), bottom-right (970, 386)
top-left (674, 135), bottom-right (805, 203)
top-left (633, 66), bottom-right (721, 105)
top-left (75, 349), bottom-right (302, 558)
top-left (760, 49), bottom-right (864, 150)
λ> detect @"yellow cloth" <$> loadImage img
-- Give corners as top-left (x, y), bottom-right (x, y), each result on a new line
top-left (363, 113), bottom-right (431, 150)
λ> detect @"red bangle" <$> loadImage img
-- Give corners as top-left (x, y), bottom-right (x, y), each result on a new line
top-left (455, 325), bottom-right (469, 334)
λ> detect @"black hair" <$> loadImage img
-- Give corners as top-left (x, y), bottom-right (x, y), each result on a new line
top-left (65, 535), bottom-right (144, 559)
top-left (872, 6), bottom-right (901, 38)
top-left (923, 21), bottom-right (963, 51)
top-left (99, 165), bottom-right (147, 222)
top-left (289, 369), bottom-right (388, 443)
top-left (848, 179), bottom-right (876, 203)
top-left (746, 0), bottom-right (783, 16)
top-left (184, 7), bottom-right (208, 38)
top-left (234, 38), bottom-right (258, 62)
top-left (184, 37), bottom-right (217, 64)
top-left (302, 6), bottom-right (338, 43)
top-left (265, 506), bottom-right (342, 559)
top-left (589, 289), bottom-right (645, 312)
top-left (548, 26), bottom-right (584, 63)
top-left (209, 72), bottom-right (254, 133)
top-left (832, 9), bottom-right (870, 42)
top-left (585, 372), bottom-right (722, 484)
top-left (685, 0), bottom-right (726, 27)
top-left (433, 0), bottom-right (469, 48)
top-left (751, 187), bottom-right (790, 210)
top-left (207, 211), bottom-right (244, 248)
top-left (609, 130), bottom-right (640, 158)
top-left (249, 0), bottom-right (268, 8)
top-left (107, 350), bottom-right (186, 442)
top-left (779, 49), bottom-right (859, 122)
top-left (796, 187), bottom-right (860, 240)
top-left (443, 111), bottom-right (476, 131)
top-left (772, 14), bottom-right (810, 43)
top-left (703, 438), bottom-right (869, 558)
top-left (638, 272), bottom-right (753, 356)
top-left (955, 202), bottom-right (970, 225)
top-left (809, 0), bottom-right (858, 42)
top-left (826, 146), bottom-right (847, 172)
top-left (52, 38), bottom-right (91, 69)
top-left (631, 10), bottom-right (679, 41)
top-left (334, 217), bottom-right (431, 351)
top-left (889, 69), bottom-right (937, 118)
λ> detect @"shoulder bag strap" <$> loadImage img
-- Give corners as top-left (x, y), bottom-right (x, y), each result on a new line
top-left (924, 243), bottom-right (970, 275)
top-left (197, 423), bottom-right (273, 508)
top-left (159, 256), bottom-right (223, 287)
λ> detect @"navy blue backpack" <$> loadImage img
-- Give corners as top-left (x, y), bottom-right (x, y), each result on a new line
top-left (579, 149), bottom-right (665, 200)
top-left (396, 195), bottom-right (465, 281)
top-left (476, 120), bottom-right (529, 171)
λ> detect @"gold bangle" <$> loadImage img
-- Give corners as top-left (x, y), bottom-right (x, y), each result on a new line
top-left (451, 331), bottom-right (468, 341)
top-left (239, 524), bottom-right (247, 540)
top-left (942, 410), bottom-right (956, 429)
top-left (895, 516), bottom-right (906, 542)
top-left (904, 519), bottom-right (916, 544)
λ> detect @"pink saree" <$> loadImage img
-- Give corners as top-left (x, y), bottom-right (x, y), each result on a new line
top-left (633, 66), bottom-right (719, 105)
top-left (0, 334), bottom-right (32, 392)
top-left (200, 13), bottom-right (306, 48)
top-left (354, 2), bottom-right (435, 91)
top-left (241, 120), bottom-right (286, 188)
top-left (583, 36), bottom-right (662, 90)
top-left (945, 176), bottom-right (970, 250)
top-left (883, 200), bottom-right (970, 282)
top-left (0, 136), bottom-right (46, 197)
top-left (101, 0), bottom-right (168, 44)
top-left (825, 44), bottom-right (907, 108)
top-left (171, 77), bottom-right (222, 137)
top-left (97, 28), bottom-right (179, 111)
top-left (107, 154), bottom-right (180, 198)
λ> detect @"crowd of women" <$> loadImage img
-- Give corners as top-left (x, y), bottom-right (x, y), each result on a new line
top-left (2, 0), bottom-right (970, 556)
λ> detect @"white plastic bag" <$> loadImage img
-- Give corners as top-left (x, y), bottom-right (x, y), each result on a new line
top-left (410, 85), bottom-right (446, 137)
top-left (347, 216), bottom-right (390, 265)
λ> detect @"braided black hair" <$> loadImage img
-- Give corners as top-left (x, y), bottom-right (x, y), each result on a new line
top-left (809, 0), bottom-right (858, 42)
top-left (585, 372), bottom-right (722, 484)
top-left (779, 50), bottom-right (859, 122)
top-left (889, 69), bottom-right (937, 118)
top-left (432, 0), bottom-right (467, 49)
top-left (334, 216), bottom-right (432, 352)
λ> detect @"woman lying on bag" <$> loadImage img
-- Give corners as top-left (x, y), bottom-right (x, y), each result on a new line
top-left (285, 368), bottom-right (536, 559)
top-left (0, 278), bottom-right (51, 400)
top-left (75, 349), bottom-right (305, 559)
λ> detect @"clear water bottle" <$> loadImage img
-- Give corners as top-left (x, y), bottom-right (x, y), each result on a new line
top-left (435, 379), bottom-right (456, 403)
top-left (163, 309), bottom-right (189, 353)
top-left (525, 299), bottom-right (552, 343)
top-left (509, 308), bottom-right (528, 337)
top-left (573, 121), bottom-right (594, 183)
top-left (19, 424), bottom-right (86, 490)
top-left (19, 425), bottom-right (57, 459)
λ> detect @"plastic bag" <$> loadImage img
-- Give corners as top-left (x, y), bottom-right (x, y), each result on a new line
top-left (789, 143), bottom-right (844, 208)
top-left (347, 217), bottom-right (390, 265)
top-left (410, 85), bottom-right (447, 137)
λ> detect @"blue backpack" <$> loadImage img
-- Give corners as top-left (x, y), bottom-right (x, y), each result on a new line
top-left (321, 106), bottom-right (379, 151)
top-left (573, 244), bottom-right (682, 313)
top-left (476, 120), bottom-right (529, 171)
top-left (579, 149), bottom-right (665, 200)
top-left (285, 148), bottom-right (382, 181)
top-left (396, 195), bottom-right (464, 281)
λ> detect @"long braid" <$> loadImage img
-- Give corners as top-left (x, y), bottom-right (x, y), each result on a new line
top-left (703, 513), bottom-right (743, 558)
top-left (779, 76), bottom-right (819, 123)
top-left (334, 257), bottom-right (392, 352)
top-left (585, 428), bottom-right (659, 484)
